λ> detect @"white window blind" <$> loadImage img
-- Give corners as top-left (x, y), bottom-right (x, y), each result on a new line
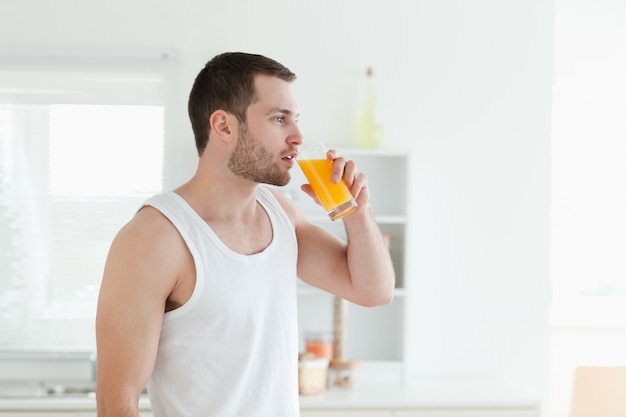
top-left (0, 57), bottom-right (166, 348)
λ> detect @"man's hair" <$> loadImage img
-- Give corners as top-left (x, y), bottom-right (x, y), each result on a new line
top-left (188, 52), bottom-right (297, 155)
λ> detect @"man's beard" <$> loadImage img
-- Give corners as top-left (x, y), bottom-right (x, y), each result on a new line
top-left (228, 124), bottom-right (291, 186)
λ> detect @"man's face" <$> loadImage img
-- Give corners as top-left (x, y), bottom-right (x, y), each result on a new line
top-left (228, 75), bottom-right (302, 186)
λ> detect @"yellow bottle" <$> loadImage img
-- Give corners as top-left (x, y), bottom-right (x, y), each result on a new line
top-left (356, 67), bottom-right (382, 148)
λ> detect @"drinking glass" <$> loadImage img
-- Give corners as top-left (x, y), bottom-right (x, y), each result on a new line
top-left (296, 142), bottom-right (358, 221)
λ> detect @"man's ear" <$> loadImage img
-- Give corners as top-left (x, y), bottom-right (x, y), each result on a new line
top-left (210, 110), bottom-right (235, 142)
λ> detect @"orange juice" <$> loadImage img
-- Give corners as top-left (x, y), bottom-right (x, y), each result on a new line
top-left (305, 340), bottom-right (333, 359)
top-left (297, 158), bottom-right (357, 220)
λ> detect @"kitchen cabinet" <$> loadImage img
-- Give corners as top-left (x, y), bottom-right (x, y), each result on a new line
top-left (282, 148), bottom-right (410, 367)
top-left (79, 413), bottom-right (153, 417)
top-left (301, 409), bottom-right (538, 417)
top-left (0, 411), bottom-right (79, 417)
top-left (0, 409), bottom-right (538, 417)
top-left (394, 410), bottom-right (539, 417)
top-left (301, 411), bottom-right (393, 417)
top-left (0, 412), bottom-right (152, 417)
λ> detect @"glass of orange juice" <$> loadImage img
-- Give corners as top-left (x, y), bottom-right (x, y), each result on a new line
top-left (296, 142), bottom-right (358, 221)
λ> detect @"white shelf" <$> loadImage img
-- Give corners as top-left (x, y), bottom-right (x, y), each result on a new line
top-left (295, 148), bottom-right (410, 363)
top-left (306, 214), bottom-right (406, 224)
top-left (335, 147), bottom-right (410, 157)
top-left (297, 286), bottom-right (406, 297)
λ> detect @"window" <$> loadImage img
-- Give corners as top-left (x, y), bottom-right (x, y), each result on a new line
top-left (550, 0), bottom-right (626, 326)
top-left (0, 55), bottom-right (166, 348)
top-left (49, 104), bottom-right (164, 197)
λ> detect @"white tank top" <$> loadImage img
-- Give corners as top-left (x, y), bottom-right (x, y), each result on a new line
top-left (144, 186), bottom-right (300, 417)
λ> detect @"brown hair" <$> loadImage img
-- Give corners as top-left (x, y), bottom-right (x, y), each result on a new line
top-left (188, 52), bottom-right (297, 155)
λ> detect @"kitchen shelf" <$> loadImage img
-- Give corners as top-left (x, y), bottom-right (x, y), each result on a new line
top-left (306, 215), bottom-right (406, 224)
top-left (287, 148), bottom-right (411, 368)
top-left (296, 285), bottom-right (406, 297)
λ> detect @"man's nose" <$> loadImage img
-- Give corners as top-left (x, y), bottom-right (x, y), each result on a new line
top-left (288, 124), bottom-right (303, 146)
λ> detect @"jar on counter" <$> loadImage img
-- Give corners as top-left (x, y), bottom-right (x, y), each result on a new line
top-left (328, 359), bottom-right (360, 390)
top-left (298, 354), bottom-right (329, 395)
top-left (304, 331), bottom-right (333, 359)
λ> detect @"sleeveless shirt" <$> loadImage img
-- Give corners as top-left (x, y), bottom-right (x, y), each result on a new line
top-left (144, 186), bottom-right (300, 417)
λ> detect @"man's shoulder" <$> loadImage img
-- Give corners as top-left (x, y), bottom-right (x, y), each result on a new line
top-left (113, 203), bottom-right (183, 253)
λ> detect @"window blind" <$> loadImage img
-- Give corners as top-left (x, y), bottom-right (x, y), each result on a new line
top-left (0, 57), bottom-right (166, 348)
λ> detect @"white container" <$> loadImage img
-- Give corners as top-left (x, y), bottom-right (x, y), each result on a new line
top-left (328, 359), bottom-right (360, 390)
top-left (298, 357), bottom-right (329, 394)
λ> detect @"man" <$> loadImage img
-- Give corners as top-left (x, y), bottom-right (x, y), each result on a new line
top-left (95, 52), bottom-right (395, 417)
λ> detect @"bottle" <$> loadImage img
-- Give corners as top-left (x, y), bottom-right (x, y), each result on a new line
top-left (356, 67), bottom-right (382, 148)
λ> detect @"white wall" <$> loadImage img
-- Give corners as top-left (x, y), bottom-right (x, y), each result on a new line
top-left (402, 1), bottom-right (553, 401)
top-left (0, 0), bottom-right (554, 404)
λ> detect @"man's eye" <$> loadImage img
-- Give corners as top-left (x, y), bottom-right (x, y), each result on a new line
top-left (274, 115), bottom-right (285, 123)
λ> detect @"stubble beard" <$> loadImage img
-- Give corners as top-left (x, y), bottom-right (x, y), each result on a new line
top-left (228, 124), bottom-right (291, 187)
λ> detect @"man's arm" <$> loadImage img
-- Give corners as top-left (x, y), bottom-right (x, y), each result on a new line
top-left (293, 203), bottom-right (395, 307)
top-left (96, 207), bottom-right (188, 416)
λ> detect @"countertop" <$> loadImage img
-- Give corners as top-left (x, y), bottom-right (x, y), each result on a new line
top-left (0, 395), bottom-right (151, 412)
top-left (299, 380), bottom-right (540, 409)
top-left (0, 380), bottom-right (540, 412)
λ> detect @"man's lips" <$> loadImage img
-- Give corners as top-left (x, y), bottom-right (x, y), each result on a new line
top-left (281, 152), bottom-right (298, 163)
